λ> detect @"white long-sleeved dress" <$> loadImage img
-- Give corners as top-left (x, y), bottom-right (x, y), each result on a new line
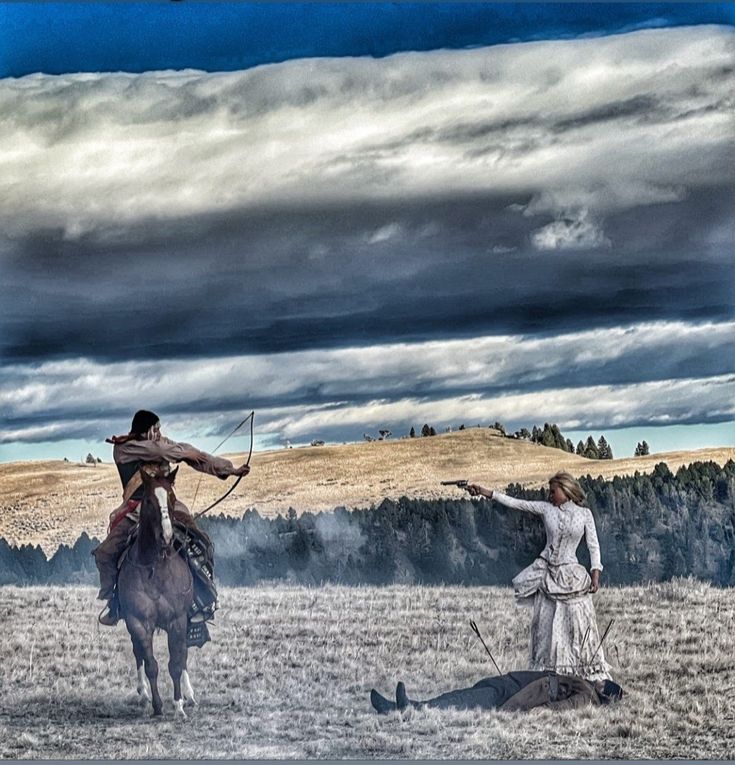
top-left (493, 491), bottom-right (611, 681)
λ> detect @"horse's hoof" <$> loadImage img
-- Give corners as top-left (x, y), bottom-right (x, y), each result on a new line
top-left (152, 708), bottom-right (163, 717)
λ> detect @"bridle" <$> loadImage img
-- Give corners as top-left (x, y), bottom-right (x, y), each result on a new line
top-left (131, 479), bottom-right (177, 572)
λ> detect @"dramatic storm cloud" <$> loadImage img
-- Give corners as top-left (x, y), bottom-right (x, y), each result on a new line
top-left (3, 26), bottom-right (734, 358)
top-left (1, 21), bottom-right (734, 453)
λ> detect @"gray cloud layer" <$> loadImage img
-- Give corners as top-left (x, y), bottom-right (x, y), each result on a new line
top-left (1, 26), bottom-right (733, 445)
top-left (2, 320), bottom-right (734, 444)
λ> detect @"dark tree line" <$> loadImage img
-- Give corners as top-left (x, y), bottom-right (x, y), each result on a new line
top-left (1, 461), bottom-right (734, 587)
top-left (575, 435), bottom-right (614, 460)
top-left (406, 421), bottom-right (615, 460)
top-left (514, 423), bottom-right (614, 460)
top-left (0, 532), bottom-right (99, 586)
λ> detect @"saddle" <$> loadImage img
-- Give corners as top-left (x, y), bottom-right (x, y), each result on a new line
top-left (117, 520), bottom-right (217, 648)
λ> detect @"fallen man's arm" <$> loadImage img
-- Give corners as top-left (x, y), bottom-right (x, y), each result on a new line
top-left (542, 688), bottom-right (600, 711)
top-left (501, 675), bottom-right (601, 712)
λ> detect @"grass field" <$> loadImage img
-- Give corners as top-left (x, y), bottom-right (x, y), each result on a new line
top-left (1, 579), bottom-right (734, 759)
top-left (1, 428), bottom-right (733, 553)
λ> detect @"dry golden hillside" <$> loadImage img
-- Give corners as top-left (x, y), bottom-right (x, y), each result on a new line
top-left (1, 427), bottom-right (733, 552)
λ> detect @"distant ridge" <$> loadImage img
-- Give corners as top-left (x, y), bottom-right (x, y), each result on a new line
top-left (0, 427), bottom-right (733, 553)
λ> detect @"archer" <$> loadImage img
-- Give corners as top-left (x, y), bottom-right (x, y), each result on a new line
top-left (92, 410), bottom-right (250, 632)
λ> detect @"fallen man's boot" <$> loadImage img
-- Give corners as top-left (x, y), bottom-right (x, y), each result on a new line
top-left (370, 689), bottom-right (396, 714)
top-left (396, 681), bottom-right (409, 711)
top-left (98, 596), bottom-right (120, 626)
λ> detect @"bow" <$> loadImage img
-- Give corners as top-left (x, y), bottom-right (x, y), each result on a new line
top-left (191, 411), bottom-right (255, 520)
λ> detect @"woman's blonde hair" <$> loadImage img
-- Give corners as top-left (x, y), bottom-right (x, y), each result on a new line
top-left (549, 471), bottom-right (586, 505)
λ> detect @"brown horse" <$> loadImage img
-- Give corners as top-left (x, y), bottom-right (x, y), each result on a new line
top-left (117, 465), bottom-right (195, 717)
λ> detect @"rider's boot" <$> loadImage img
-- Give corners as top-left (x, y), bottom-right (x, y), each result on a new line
top-left (98, 593), bottom-right (120, 626)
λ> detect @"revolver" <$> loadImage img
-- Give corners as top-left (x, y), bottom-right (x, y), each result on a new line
top-left (440, 479), bottom-right (469, 488)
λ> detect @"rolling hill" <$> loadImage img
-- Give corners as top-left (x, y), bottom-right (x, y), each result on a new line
top-left (1, 427), bottom-right (732, 552)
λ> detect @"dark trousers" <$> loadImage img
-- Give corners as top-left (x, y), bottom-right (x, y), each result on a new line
top-left (415, 671), bottom-right (550, 710)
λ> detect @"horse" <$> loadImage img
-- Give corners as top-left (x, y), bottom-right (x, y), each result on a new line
top-left (117, 465), bottom-right (195, 718)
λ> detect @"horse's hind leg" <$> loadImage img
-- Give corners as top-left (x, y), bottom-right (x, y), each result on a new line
top-left (176, 621), bottom-right (196, 706)
top-left (167, 617), bottom-right (189, 719)
top-left (181, 667), bottom-right (196, 706)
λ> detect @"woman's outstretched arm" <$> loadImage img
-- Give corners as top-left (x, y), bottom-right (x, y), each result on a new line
top-left (466, 485), bottom-right (547, 517)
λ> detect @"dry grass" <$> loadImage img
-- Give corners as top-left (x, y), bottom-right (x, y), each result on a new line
top-left (1, 580), bottom-right (734, 759)
top-left (1, 428), bottom-right (733, 553)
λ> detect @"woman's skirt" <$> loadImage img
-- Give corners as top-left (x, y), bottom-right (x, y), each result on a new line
top-left (512, 557), bottom-right (611, 681)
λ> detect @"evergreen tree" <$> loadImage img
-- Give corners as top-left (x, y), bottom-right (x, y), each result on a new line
top-left (429, 426), bottom-right (437, 436)
top-left (526, 422), bottom-right (574, 452)
top-left (576, 440), bottom-right (585, 456)
top-left (584, 435), bottom-right (599, 459)
top-left (16, 543), bottom-right (47, 583)
top-left (0, 538), bottom-right (28, 584)
top-left (409, 426), bottom-right (416, 438)
top-left (641, 440), bottom-right (650, 455)
top-left (48, 544), bottom-right (77, 583)
top-left (540, 424), bottom-right (556, 448)
top-left (597, 436), bottom-right (612, 460)
top-left (421, 424), bottom-right (431, 437)
top-left (551, 424), bottom-right (566, 450)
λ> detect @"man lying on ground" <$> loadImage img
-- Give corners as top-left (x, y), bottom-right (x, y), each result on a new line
top-left (371, 670), bottom-right (624, 714)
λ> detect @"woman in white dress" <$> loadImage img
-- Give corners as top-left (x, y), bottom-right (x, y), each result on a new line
top-left (466, 471), bottom-right (611, 681)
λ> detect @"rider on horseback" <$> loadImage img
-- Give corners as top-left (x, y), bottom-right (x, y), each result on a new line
top-left (93, 410), bottom-right (250, 626)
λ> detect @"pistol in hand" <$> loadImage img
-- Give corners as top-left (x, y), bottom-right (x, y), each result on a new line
top-left (440, 479), bottom-right (469, 488)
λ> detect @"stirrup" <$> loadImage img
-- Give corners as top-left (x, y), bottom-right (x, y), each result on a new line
top-left (98, 603), bottom-right (120, 627)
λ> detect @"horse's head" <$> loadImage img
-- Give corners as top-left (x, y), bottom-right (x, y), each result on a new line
top-left (140, 465), bottom-right (179, 547)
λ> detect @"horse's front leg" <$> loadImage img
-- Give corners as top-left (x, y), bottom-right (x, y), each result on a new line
top-left (167, 615), bottom-right (190, 719)
top-left (128, 617), bottom-right (163, 716)
top-left (130, 634), bottom-right (151, 704)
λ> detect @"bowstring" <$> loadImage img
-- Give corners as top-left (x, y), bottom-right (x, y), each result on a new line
top-left (189, 412), bottom-right (254, 516)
